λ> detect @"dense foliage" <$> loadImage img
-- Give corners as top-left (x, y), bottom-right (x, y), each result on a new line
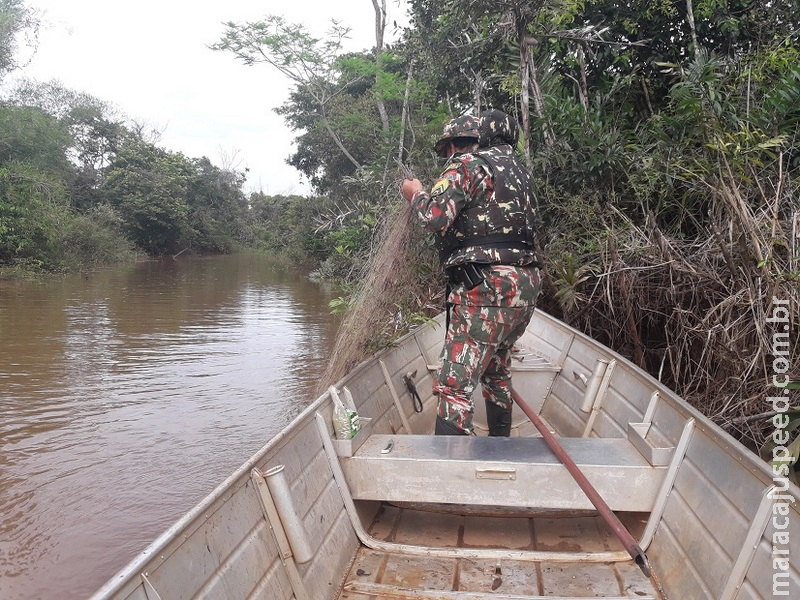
top-left (0, 4), bottom-right (270, 272)
top-left (0, 74), bottom-right (258, 271)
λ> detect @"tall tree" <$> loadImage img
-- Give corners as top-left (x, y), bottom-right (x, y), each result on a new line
top-left (101, 140), bottom-right (193, 255)
top-left (0, 104), bottom-right (71, 268)
top-left (402, 1), bottom-right (572, 164)
top-left (211, 15), bottom-right (364, 171)
top-left (186, 157), bottom-right (248, 253)
top-left (0, 0), bottom-right (38, 81)
top-left (372, 0), bottom-right (390, 132)
top-left (0, 103), bottom-right (71, 174)
top-left (11, 79), bottom-right (129, 208)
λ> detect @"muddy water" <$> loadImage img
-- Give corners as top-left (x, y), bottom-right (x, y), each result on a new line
top-left (0, 254), bottom-right (340, 599)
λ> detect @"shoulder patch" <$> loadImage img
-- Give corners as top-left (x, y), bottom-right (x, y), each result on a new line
top-left (431, 179), bottom-right (450, 196)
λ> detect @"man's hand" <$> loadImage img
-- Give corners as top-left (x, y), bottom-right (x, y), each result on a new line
top-left (401, 178), bottom-right (423, 202)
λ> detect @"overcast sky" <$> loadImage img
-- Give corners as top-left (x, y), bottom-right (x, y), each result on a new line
top-left (14, 1), bottom-right (408, 195)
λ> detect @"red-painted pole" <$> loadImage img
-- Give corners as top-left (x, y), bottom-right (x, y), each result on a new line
top-left (511, 389), bottom-right (652, 578)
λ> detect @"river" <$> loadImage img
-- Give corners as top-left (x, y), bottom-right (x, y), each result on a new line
top-left (0, 254), bottom-right (340, 600)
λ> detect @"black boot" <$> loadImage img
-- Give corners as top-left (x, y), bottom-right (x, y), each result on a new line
top-left (485, 400), bottom-right (512, 437)
top-left (435, 416), bottom-right (467, 435)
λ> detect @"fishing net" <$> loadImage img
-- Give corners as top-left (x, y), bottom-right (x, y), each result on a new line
top-left (318, 200), bottom-right (441, 392)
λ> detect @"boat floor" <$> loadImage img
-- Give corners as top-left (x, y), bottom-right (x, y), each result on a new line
top-left (338, 503), bottom-right (665, 599)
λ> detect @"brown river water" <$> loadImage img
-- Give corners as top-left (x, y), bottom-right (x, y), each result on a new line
top-left (0, 254), bottom-right (340, 600)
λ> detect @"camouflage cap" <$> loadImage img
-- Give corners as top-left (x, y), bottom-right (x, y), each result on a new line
top-left (434, 114), bottom-right (481, 156)
top-left (479, 109), bottom-right (520, 148)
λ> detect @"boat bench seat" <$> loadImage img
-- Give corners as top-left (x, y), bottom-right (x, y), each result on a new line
top-left (340, 434), bottom-right (666, 512)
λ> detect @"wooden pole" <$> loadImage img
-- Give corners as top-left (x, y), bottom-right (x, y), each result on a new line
top-left (511, 389), bottom-right (652, 577)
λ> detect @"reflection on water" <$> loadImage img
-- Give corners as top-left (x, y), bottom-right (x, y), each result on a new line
top-left (0, 255), bottom-right (339, 600)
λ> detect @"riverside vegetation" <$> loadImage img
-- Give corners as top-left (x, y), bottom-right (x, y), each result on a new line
top-left (2, 0), bottom-right (798, 466)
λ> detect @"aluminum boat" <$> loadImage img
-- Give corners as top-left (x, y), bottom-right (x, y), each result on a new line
top-left (90, 310), bottom-right (799, 599)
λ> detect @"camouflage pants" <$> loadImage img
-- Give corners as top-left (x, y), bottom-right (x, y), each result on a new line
top-left (435, 303), bottom-right (536, 434)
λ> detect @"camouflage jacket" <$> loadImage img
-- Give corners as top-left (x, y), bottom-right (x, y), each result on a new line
top-left (410, 145), bottom-right (537, 269)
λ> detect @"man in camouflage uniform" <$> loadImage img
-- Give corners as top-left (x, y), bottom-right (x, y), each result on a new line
top-left (400, 109), bottom-right (541, 436)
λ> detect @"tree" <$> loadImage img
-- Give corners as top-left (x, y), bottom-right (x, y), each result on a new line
top-left (371, 0), bottom-right (390, 132)
top-left (0, 103), bottom-right (71, 175)
top-left (101, 140), bottom-right (193, 255)
top-left (211, 15), bottom-right (364, 171)
top-left (185, 157), bottom-right (248, 253)
top-left (248, 192), bottom-right (330, 262)
top-left (0, 161), bottom-right (67, 268)
top-left (0, 0), bottom-right (38, 82)
top-left (275, 49), bottom-right (416, 194)
top-left (11, 79), bottom-right (129, 208)
top-left (0, 104), bottom-right (72, 269)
